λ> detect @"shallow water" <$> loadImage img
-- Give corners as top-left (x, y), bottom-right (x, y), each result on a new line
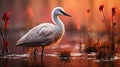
top-left (1, 32), bottom-right (120, 67)
top-left (0, 53), bottom-right (120, 67)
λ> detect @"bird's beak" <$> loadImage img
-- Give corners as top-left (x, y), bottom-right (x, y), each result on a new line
top-left (60, 10), bottom-right (71, 17)
top-left (63, 12), bottom-right (71, 17)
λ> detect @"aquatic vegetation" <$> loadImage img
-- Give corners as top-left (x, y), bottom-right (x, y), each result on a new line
top-left (0, 12), bottom-right (10, 55)
top-left (95, 5), bottom-right (117, 60)
top-left (85, 46), bottom-right (97, 54)
top-left (83, 4), bottom-right (117, 60)
top-left (58, 49), bottom-right (71, 62)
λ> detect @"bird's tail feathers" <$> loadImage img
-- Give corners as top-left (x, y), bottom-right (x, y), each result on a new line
top-left (16, 40), bottom-right (24, 46)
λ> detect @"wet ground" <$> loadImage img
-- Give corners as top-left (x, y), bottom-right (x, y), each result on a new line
top-left (0, 31), bottom-right (120, 67)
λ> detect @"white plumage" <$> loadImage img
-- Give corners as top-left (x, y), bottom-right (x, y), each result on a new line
top-left (16, 7), bottom-right (71, 57)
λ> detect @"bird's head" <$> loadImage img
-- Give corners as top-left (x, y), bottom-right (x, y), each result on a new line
top-left (52, 7), bottom-right (71, 17)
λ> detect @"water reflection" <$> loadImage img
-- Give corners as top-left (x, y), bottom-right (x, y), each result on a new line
top-left (33, 54), bottom-right (44, 67)
top-left (98, 61), bottom-right (115, 67)
top-left (2, 58), bottom-right (8, 67)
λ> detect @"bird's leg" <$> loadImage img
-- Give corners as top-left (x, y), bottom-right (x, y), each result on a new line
top-left (34, 48), bottom-right (37, 56)
top-left (33, 48), bottom-right (38, 63)
top-left (41, 46), bottom-right (45, 58)
top-left (41, 46), bottom-right (44, 66)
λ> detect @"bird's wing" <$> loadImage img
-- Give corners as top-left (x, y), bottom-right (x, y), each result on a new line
top-left (16, 23), bottom-right (60, 46)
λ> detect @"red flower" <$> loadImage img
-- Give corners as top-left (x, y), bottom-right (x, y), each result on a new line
top-left (112, 7), bottom-right (116, 16)
top-left (87, 9), bottom-right (90, 13)
top-left (4, 41), bottom-right (8, 46)
top-left (2, 12), bottom-right (10, 29)
top-left (2, 12), bottom-right (10, 21)
top-left (99, 4), bottom-right (104, 12)
top-left (113, 23), bottom-right (116, 27)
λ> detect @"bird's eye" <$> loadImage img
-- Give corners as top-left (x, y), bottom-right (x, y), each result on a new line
top-left (59, 10), bottom-right (64, 14)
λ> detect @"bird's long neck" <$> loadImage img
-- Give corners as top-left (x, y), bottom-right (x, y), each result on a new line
top-left (52, 14), bottom-right (65, 32)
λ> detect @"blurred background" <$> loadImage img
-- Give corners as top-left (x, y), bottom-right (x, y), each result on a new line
top-left (0, 0), bottom-right (120, 53)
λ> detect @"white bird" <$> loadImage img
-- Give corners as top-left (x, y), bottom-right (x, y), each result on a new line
top-left (16, 7), bottom-right (71, 57)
